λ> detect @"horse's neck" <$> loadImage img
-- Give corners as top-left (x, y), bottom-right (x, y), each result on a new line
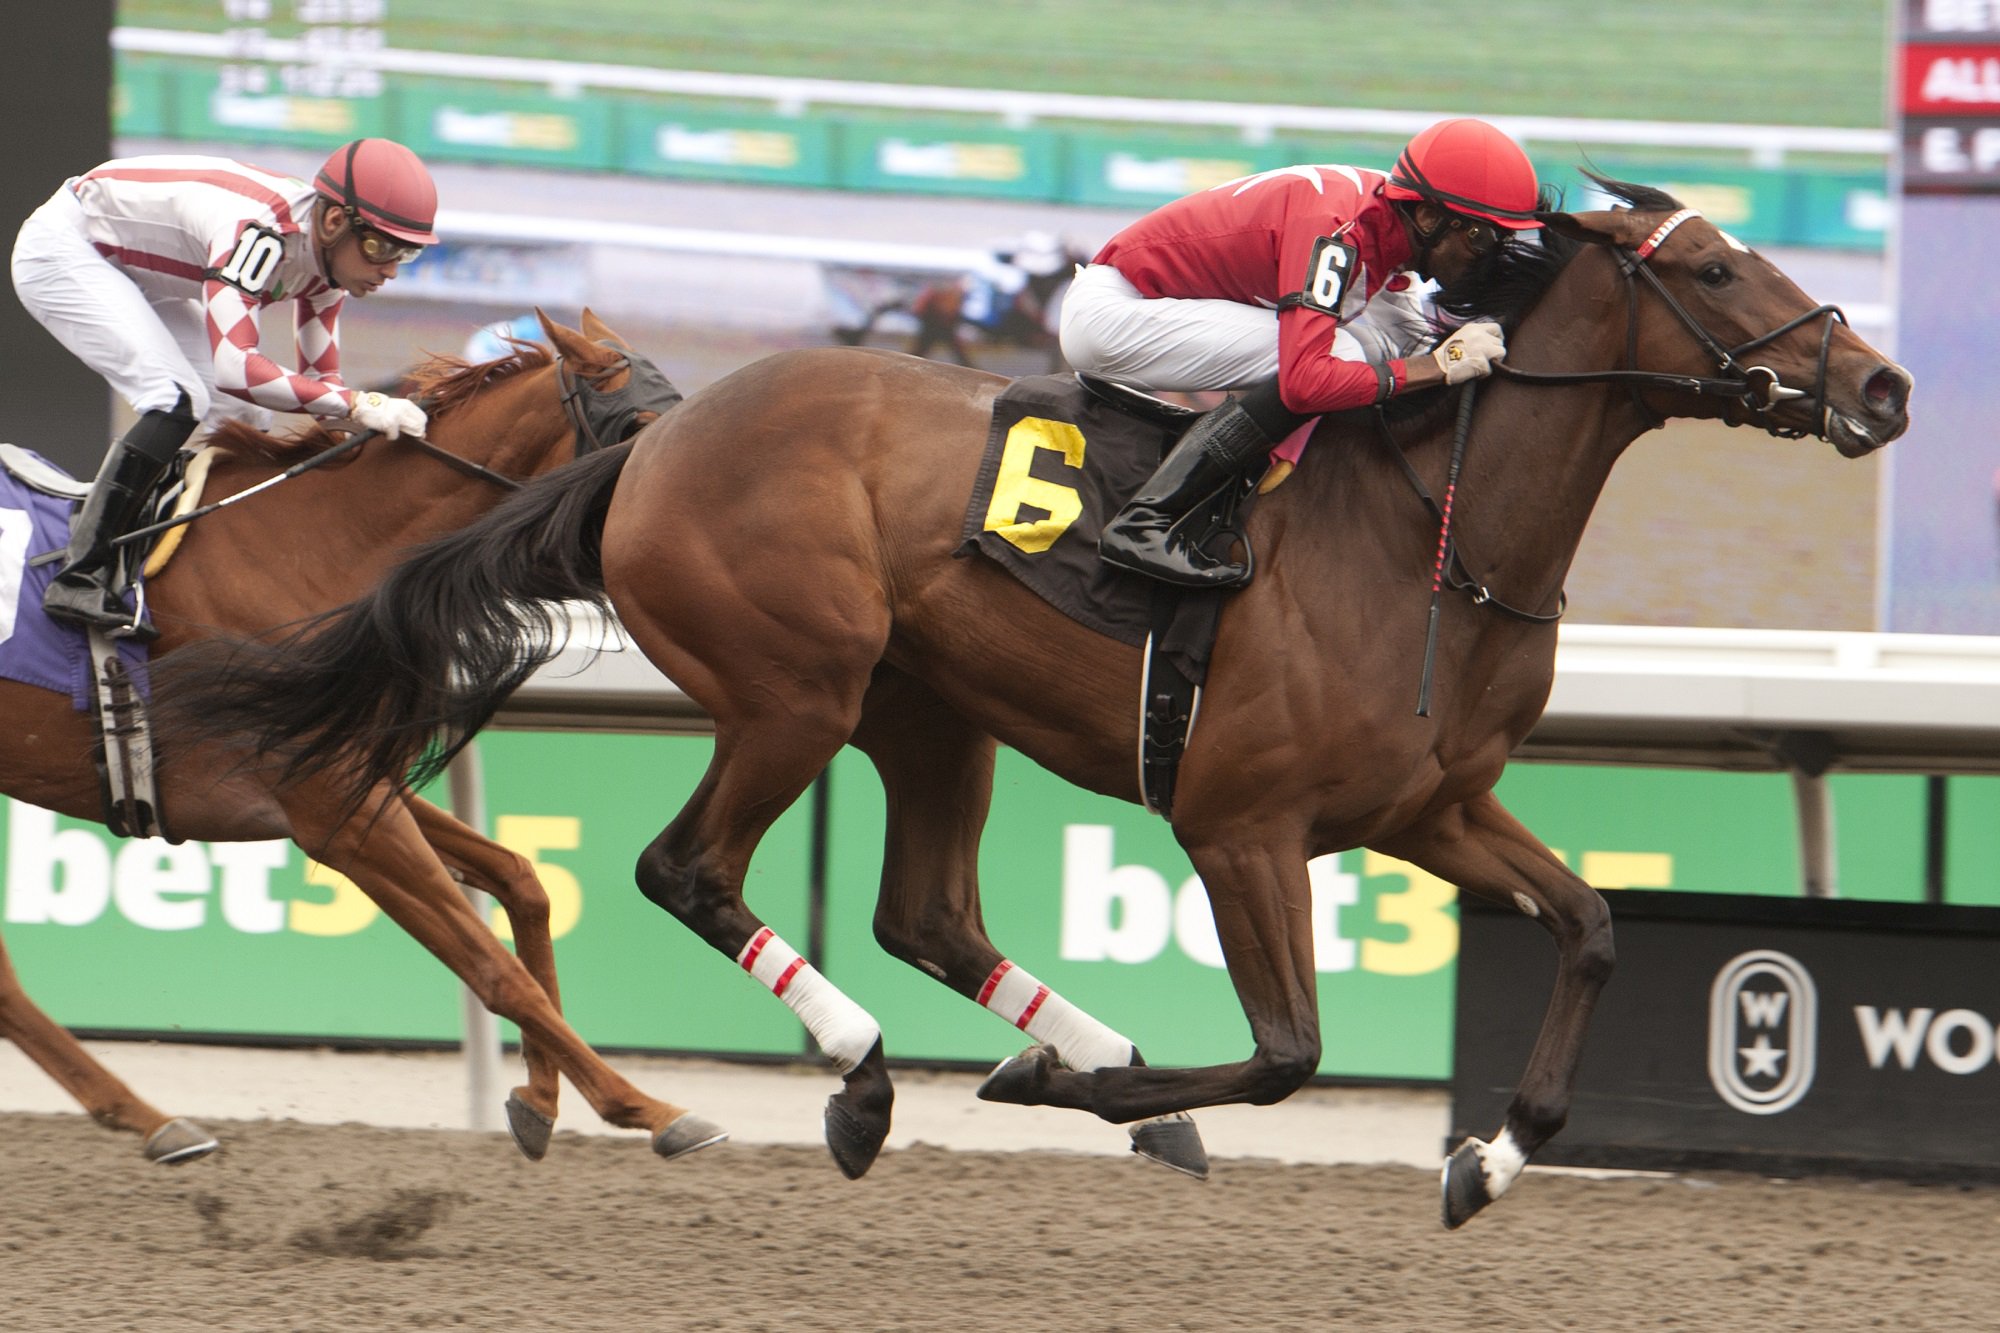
top-left (1373, 251), bottom-right (1654, 611)
top-left (169, 381), bottom-right (563, 617)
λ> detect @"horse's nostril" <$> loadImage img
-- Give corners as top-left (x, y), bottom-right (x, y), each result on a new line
top-left (1863, 366), bottom-right (1906, 414)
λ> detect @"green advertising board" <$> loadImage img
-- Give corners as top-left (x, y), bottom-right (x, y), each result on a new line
top-left (5, 727), bottom-right (1990, 1082)
top-left (113, 58), bottom-right (174, 141)
top-left (618, 104), bottom-right (837, 187)
top-left (1065, 132), bottom-right (1292, 208)
top-left (819, 747), bottom-right (1457, 1080)
top-left (394, 83), bottom-right (615, 170)
top-left (169, 68), bottom-right (385, 150)
top-left (0, 732), bottom-right (813, 1057)
top-left (113, 60), bottom-right (1889, 250)
top-left (838, 120), bottom-right (1062, 199)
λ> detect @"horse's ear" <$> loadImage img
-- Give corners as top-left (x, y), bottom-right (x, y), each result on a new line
top-left (534, 307), bottom-right (564, 344)
top-left (579, 307), bottom-right (625, 347)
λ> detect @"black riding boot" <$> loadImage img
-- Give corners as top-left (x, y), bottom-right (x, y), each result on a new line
top-left (44, 395), bottom-right (197, 638)
top-left (1098, 379), bottom-right (1309, 588)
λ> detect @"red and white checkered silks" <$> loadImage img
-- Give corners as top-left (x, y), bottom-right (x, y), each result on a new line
top-left (11, 154), bottom-right (356, 424)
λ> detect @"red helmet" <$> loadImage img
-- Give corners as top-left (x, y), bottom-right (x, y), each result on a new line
top-left (314, 139), bottom-right (439, 245)
top-left (1384, 118), bottom-right (1540, 231)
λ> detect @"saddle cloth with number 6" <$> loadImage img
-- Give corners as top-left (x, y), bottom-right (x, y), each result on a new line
top-left (957, 372), bottom-right (1267, 690)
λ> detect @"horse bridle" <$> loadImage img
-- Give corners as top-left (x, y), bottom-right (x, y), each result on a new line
top-left (1494, 207), bottom-right (1846, 441)
top-left (556, 339), bottom-right (684, 454)
top-left (1385, 210), bottom-right (1850, 699)
top-left (403, 339), bottom-right (684, 490)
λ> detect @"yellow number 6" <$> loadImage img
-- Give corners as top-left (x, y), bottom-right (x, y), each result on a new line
top-left (982, 416), bottom-right (1087, 554)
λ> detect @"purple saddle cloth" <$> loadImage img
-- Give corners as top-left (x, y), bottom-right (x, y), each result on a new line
top-left (0, 449), bottom-right (150, 709)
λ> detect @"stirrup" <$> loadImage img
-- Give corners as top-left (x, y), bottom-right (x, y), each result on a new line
top-left (44, 576), bottom-right (157, 642)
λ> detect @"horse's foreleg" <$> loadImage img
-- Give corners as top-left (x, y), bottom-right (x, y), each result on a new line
top-left (851, 674), bottom-right (1209, 1176)
top-left (1373, 791), bottom-right (1614, 1229)
top-left (976, 836), bottom-right (1323, 1125)
top-left (403, 795), bottom-right (564, 1134)
top-left (635, 723), bottom-right (893, 1180)
top-left (0, 930), bottom-right (218, 1164)
top-left (286, 782), bottom-right (725, 1162)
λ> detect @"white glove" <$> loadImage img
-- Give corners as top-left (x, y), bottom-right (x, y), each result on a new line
top-left (349, 391), bottom-right (428, 439)
top-left (1430, 320), bottom-right (1507, 385)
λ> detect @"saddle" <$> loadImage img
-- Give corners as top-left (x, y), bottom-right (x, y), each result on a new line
top-left (957, 374), bottom-right (1262, 819)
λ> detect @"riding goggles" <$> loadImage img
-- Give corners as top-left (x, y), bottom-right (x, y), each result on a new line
top-left (350, 218), bottom-right (425, 265)
top-left (1451, 216), bottom-right (1514, 258)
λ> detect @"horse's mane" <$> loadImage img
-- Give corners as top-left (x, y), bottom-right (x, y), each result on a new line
top-left (1373, 175), bottom-right (1682, 431)
top-left (202, 345), bottom-right (555, 462)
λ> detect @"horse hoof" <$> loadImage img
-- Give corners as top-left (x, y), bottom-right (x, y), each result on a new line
top-left (653, 1113), bottom-right (729, 1161)
top-left (504, 1093), bottom-right (554, 1161)
top-left (823, 1093), bottom-right (889, 1180)
top-left (143, 1118), bottom-right (220, 1165)
top-left (1441, 1139), bottom-right (1496, 1229)
top-left (1129, 1113), bottom-right (1209, 1180)
top-left (976, 1045), bottom-right (1056, 1106)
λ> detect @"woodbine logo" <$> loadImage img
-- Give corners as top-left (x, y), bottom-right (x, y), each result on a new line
top-left (1708, 949), bottom-right (1818, 1115)
top-left (1709, 947), bottom-right (2000, 1116)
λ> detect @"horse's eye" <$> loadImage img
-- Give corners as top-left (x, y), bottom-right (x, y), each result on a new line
top-left (1698, 262), bottom-right (1731, 288)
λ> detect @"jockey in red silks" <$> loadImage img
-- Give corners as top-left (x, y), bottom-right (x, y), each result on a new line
top-left (1060, 117), bottom-right (1545, 588)
top-left (10, 138), bottom-right (439, 637)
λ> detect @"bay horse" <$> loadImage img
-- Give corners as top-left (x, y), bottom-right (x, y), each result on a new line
top-left (0, 311), bottom-right (727, 1165)
top-left (158, 181), bottom-right (1910, 1224)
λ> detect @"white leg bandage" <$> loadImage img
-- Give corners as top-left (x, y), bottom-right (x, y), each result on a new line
top-left (977, 960), bottom-right (1134, 1072)
top-left (737, 927), bottom-right (881, 1074)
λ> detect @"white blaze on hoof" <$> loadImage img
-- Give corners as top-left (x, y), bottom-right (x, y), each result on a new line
top-left (1479, 1126), bottom-right (1529, 1200)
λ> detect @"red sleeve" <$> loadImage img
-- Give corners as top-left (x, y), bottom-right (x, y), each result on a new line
top-left (1275, 310), bottom-right (1396, 413)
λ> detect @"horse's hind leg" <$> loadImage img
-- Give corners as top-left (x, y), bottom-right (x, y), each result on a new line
top-left (635, 715), bottom-right (895, 1179)
top-left (404, 795), bottom-right (565, 1145)
top-left (850, 669), bottom-right (1208, 1178)
top-left (0, 929), bottom-right (217, 1164)
top-left (285, 781), bottom-right (725, 1162)
top-left (1371, 791), bottom-right (1615, 1229)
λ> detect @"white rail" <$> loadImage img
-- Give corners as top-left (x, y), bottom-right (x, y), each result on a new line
top-left (434, 208), bottom-right (994, 275)
top-left (114, 27), bottom-right (1890, 167)
top-left (502, 613), bottom-right (2000, 776)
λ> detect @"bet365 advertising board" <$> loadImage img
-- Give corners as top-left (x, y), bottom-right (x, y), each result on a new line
top-left (3, 731), bottom-right (1994, 1081)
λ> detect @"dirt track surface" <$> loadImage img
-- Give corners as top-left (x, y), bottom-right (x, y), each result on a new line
top-left (5, 1113), bottom-right (1995, 1332)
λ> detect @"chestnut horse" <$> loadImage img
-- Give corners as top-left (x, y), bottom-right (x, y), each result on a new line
top-left (0, 312), bottom-right (725, 1165)
top-left (159, 181), bottom-right (1910, 1224)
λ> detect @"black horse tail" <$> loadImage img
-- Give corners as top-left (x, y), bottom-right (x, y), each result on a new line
top-left (155, 439), bottom-right (635, 798)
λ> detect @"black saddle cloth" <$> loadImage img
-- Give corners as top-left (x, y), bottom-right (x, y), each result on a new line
top-left (956, 374), bottom-right (1252, 685)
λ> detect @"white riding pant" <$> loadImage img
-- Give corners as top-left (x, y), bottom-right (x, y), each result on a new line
top-left (1058, 262), bottom-right (1433, 394)
top-left (11, 184), bottom-right (269, 431)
